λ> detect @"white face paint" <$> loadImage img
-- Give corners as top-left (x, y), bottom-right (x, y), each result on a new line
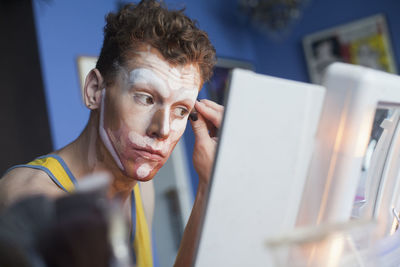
top-left (128, 131), bottom-right (171, 155)
top-left (99, 89), bottom-right (124, 171)
top-left (136, 163), bottom-right (152, 178)
top-left (100, 45), bottom-right (201, 181)
top-left (134, 48), bottom-right (200, 92)
top-left (170, 117), bottom-right (188, 132)
top-left (129, 68), bottom-right (170, 98)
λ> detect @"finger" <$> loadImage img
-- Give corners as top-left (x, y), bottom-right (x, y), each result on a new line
top-left (190, 112), bottom-right (211, 143)
top-left (205, 119), bottom-right (217, 137)
top-left (199, 99), bottom-right (224, 112)
top-left (195, 101), bottom-right (224, 128)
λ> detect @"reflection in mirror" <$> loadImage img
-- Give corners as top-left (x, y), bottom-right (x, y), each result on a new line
top-left (352, 106), bottom-right (398, 221)
top-left (352, 106), bottom-right (397, 218)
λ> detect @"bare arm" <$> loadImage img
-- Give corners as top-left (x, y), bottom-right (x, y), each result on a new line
top-left (174, 99), bottom-right (224, 267)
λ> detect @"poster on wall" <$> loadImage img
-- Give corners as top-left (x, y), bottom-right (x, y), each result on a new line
top-left (303, 14), bottom-right (397, 84)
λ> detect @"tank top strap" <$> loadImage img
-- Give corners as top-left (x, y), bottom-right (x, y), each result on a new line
top-left (7, 154), bottom-right (77, 193)
top-left (131, 183), bottom-right (154, 267)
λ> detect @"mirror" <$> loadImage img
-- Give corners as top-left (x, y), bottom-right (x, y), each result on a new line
top-left (352, 104), bottom-right (400, 228)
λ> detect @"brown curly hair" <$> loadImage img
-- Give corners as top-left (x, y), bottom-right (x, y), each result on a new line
top-left (96, 0), bottom-right (216, 86)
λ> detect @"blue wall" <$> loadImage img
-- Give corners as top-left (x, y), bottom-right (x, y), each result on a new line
top-left (33, 0), bottom-right (115, 149)
top-left (33, 0), bottom-right (400, 194)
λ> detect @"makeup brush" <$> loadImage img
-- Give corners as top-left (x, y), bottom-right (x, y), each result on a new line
top-left (189, 107), bottom-right (198, 121)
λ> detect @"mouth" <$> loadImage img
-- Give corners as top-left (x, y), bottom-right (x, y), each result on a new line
top-left (130, 144), bottom-right (165, 161)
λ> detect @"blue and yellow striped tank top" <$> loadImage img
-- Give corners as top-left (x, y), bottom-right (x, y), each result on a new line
top-left (9, 154), bottom-right (157, 267)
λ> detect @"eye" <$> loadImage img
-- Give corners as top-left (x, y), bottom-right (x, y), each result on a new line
top-left (134, 93), bottom-right (154, 105)
top-left (173, 107), bottom-right (189, 118)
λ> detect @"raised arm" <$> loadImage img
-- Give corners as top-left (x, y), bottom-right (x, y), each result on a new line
top-left (174, 99), bottom-right (224, 267)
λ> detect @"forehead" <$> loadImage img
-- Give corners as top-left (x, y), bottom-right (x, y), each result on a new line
top-left (123, 45), bottom-right (202, 89)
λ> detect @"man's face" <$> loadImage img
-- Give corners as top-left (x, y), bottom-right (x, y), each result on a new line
top-left (100, 46), bottom-right (201, 181)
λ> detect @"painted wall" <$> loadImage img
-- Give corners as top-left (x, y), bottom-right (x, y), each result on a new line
top-left (33, 0), bottom-right (400, 194)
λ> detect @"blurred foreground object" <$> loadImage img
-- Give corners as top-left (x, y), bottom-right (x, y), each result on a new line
top-left (0, 173), bottom-right (132, 267)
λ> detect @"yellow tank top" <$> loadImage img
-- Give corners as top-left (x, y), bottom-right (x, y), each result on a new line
top-left (10, 154), bottom-right (155, 267)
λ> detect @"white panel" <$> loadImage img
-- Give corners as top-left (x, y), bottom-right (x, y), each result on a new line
top-left (195, 69), bottom-right (325, 267)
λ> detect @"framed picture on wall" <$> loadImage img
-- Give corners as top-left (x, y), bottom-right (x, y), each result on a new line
top-left (205, 58), bottom-right (254, 105)
top-left (303, 14), bottom-right (397, 84)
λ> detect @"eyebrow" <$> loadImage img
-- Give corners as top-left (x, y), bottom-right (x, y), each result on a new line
top-left (129, 68), bottom-right (170, 98)
top-left (173, 94), bottom-right (197, 111)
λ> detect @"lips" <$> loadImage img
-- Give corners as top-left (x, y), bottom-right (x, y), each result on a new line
top-left (130, 144), bottom-right (165, 161)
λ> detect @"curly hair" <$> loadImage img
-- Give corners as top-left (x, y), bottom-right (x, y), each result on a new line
top-left (96, 0), bottom-right (216, 86)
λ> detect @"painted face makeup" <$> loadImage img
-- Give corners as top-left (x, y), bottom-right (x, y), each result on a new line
top-left (136, 163), bottom-right (151, 179)
top-left (100, 46), bottom-right (201, 181)
top-left (134, 46), bottom-right (200, 92)
top-left (99, 89), bottom-right (124, 171)
top-left (129, 68), bottom-right (171, 98)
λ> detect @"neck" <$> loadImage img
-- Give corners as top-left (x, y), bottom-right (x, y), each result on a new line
top-left (57, 112), bottom-right (136, 201)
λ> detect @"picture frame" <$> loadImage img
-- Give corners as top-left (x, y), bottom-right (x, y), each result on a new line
top-left (303, 14), bottom-right (397, 84)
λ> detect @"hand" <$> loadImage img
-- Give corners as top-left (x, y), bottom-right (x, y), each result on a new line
top-left (190, 99), bottom-right (224, 186)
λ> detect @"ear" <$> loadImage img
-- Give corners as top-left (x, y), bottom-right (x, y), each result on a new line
top-left (84, 68), bottom-right (104, 110)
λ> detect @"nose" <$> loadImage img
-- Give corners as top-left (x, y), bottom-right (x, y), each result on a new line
top-left (146, 108), bottom-right (170, 140)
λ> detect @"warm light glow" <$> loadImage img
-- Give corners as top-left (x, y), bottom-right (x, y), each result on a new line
top-left (305, 234), bottom-right (345, 267)
top-left (323, 235), bottom-right (345, 267)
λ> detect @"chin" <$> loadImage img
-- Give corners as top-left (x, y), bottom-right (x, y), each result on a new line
top-left (134, 174), bottom-right (155, 182)
top-left (122, 161), bottom-right (161, 182)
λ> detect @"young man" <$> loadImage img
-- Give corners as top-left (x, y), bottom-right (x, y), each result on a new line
top-left (0, 1), bottom-right (223, 266)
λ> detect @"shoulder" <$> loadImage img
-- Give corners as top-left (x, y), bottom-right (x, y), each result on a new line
top-left (0, 167), bottom-right (65, 210)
